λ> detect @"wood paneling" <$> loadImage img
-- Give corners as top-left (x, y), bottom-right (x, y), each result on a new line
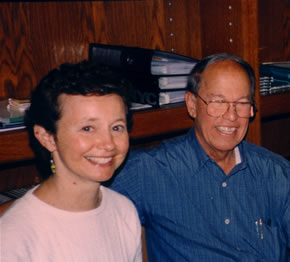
top-left (130, 104), bottom-right (192, 139)
top-left (200, 0), bottom-right (244, 56)
top-left (261, 92), bottom-right (290, 117)
top-left (262, 114), bottom-right (290, 158)
top-left (0, 130), bottom-right (33, 164)
top-left (0, 160), bottom-right (40, 192)
top-left (0, 0), bottom-right (203, 101)
top-left (258, 0), bottom-right (290, 62)
top-left (0, 2), bottom-right (95, 99)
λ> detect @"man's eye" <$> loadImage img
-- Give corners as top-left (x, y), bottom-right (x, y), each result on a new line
top-left (112, 125), bottom-right (126, 132)
top-left (82, 126), bottom-right (93, 132)
top-left (211, 100), bottom-right (226, 104)
top-left (238, 101), bottom-right (251, 105)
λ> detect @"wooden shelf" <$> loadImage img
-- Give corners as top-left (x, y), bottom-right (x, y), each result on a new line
top-left (3, 92), bottom-right (290, 165)
top-left (0, 104), bottom-right (192, 165)
top-left (260, 92), bottom-right (290, 118)
top-left (0, 130), bottom-right (34, 165)
top-left (130, 104), bottom-right (192, 139)
top-left (2, 92), bottom-right (290, 164)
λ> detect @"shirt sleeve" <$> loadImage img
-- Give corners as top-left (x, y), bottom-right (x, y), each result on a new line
top-left (109, 150), bottom-right (146, 224)
top-left (281, 165), bottom-right (290, 248)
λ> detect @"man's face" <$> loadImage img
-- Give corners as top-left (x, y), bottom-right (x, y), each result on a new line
top-left (186, 60), bottom-right (254, 158)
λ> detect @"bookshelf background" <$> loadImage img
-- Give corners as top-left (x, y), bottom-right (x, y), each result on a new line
top-left (0, 0), bottom-right (289, 192)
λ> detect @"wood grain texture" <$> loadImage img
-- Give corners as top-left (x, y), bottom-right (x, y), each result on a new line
top-left (0, 130), bottom-right (33, 164)
top-left (262, 114), bottom-right (290, 158)
top-left (199, 0), bottom-right (243, 56)
top-left (240, 0), bottom-right (261, 145)
top-left (0, 2), bottom-right (96, 99)
top-left (258, 0), bottom-right (290, 62)
top-left (0, 1), bottom-right (289, 194)
top-left (131, 104), bottom-right (192, 139)
top-left (261, 92), bottom-right (290, 117)
top-left (0, 0), bottom-right (203, 98)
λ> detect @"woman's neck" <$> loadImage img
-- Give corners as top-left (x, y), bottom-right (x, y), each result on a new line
top-left (33, 175), bottom-right (102, 211)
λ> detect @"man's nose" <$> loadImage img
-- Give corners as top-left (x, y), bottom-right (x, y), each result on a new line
top-left (223, 103), bottom-right (238, 120)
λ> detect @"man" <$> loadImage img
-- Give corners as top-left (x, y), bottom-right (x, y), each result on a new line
top-left (109, 53), bottom-right (290, 261)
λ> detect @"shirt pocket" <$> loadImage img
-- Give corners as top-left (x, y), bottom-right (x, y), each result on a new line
top-left (251, 219), bottom-right (284, 261)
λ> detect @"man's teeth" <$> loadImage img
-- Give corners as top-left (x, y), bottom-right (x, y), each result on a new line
top-left (216, 127), bottom-right (237, 133)
top-left (86, 157), bottom-right (112, 164)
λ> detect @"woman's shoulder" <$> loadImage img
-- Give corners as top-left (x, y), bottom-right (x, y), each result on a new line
top-left (102, 186), bottom-right (136, 207)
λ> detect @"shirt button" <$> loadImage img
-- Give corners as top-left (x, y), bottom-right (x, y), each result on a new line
top-left (225, 218), bottom-right (230, 224)
top-left (222, 182), bottom-right (227, 188)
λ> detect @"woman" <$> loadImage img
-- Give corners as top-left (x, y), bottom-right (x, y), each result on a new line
top-left (0, 61), bottom-right (142, 262)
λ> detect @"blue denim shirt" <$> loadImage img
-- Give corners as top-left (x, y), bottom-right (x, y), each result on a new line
top-left (110, 128), bottom-right (290, 261)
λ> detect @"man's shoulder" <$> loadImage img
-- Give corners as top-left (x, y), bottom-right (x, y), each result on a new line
top-left (129, 131), bottom-right (194, 161)
top-left (242, 141), bottom-right (290, 168)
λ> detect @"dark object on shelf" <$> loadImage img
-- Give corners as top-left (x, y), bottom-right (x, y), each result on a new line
top-left (260, 62), bottom-right (290, 95)
top-left (89, 43), bottom-right (198, 107)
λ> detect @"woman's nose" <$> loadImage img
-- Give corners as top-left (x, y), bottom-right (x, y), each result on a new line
top-left (97, 132), bottom-right (115, 151)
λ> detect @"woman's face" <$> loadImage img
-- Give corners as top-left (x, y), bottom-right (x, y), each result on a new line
top-left (48, 93), bottom-right (129, 185)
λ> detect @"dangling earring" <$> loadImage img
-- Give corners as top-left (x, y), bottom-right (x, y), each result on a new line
top-left (50, 158), bottom-right (56, 174)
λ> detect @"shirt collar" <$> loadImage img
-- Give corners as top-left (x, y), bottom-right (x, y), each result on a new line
top-left (234, 146), bottom-right (242, 164)
top-left (188, 127), bottom-right (245, 168)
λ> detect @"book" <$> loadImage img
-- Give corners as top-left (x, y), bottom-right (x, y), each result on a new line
top-left (159, 90), bottom-right (186, 106)
top-left (130, 102), bottom-right (153, 111)
top-left (128, 74), bottom-right (189, 107)
top-left (89, 43), bottom-right (154, 75)
top-left (260, 62), bottom-right (290, 81)
top-left (259, 62), bottom-right (290, 95)
top-left (89, 43), bottom-right (197, 107)
top-left (158, 76), bottom-right (189, 90)
top-left (0, 123), bottom-right (25, 132)
top-left (150, 50), bottom-right (197, 75)
top-left (89, 43), bottom-right (198, 76)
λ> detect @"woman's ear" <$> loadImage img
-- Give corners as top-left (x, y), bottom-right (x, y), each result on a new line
top-left (185, 91), bottom-right (197, 118)
top-left (33, 125), bottom-right (56, 152)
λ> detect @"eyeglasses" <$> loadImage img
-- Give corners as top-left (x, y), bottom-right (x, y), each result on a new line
top-left (195, 93), bottom-right (254, 118)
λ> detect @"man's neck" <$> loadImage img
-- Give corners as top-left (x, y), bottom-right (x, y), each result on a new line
top-left (213, 147), bottom-right (240, 175)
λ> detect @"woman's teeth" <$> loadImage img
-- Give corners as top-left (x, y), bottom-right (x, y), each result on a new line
top-left (86, 157), bottom-right (112, 164)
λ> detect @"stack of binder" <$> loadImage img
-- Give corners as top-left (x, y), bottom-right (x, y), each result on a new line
top-left (260, 62), bottom-right (290, 95)
top-left (89, 43), bottom-right (198, 109)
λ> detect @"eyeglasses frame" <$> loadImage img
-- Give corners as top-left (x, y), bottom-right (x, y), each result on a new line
top-left (195, 93), bottom-right (256, 118)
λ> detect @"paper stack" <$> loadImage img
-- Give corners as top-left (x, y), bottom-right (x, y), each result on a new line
top-left (260, 62), bottom-right (290, 95)
top-left (0, 98), bottom-right (30, 132)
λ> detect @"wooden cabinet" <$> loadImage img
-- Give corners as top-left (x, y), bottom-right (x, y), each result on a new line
top-left (0, 0), bottom-right (289, 192)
